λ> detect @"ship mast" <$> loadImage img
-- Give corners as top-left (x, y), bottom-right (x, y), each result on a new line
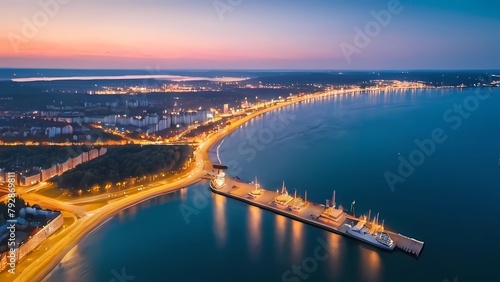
top-left (349, 201), bottom-right (355, 216)
top-left (332, 190), bottom-right (336, 209)
top-left (305, 190), bottom-right (307, 202)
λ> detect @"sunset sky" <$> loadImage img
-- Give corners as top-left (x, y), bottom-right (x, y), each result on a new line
top-left (0, 0), bottom-right (498, 69)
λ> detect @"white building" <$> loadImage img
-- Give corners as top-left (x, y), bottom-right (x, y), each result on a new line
top-left (45, 127), bottom-right (61, 138)
top-left (61, 124), bottom-right (73, 134)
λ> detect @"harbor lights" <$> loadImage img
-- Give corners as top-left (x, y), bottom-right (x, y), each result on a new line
top-left (211, 163), bottom-right (228, 189)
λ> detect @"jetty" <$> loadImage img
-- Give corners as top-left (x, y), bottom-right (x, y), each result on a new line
top-left (209, 171), bottom-right (424, 257)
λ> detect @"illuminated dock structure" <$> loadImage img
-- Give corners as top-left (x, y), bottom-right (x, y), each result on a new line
top-left (210, 172), bottom-right (424, 257)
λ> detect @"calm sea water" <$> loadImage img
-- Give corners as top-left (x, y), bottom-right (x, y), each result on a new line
top-left (44, 88), bottom-right (500, 282)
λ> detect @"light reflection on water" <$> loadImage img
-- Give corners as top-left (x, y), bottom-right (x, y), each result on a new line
top-left (274, 214), bottom-right (287, 255)
top-left (213, 193), bottom-right (227, 248)
top-left (325, 232), bottom-right (342, 279)
top-left (42, 240), bottom-right (92, 282)
top-left (247, 205), bottom-right (262, 259)
top-left (359, 247), bottom-right (382, 282)
top-left (43, 89), bottom-right (500, 282)
top-left (180, 187), bottom-right (188, 201)
top-left (118, 205), bottom-right (138, 223)
top-left (290, 220), bottom-right (304, 261)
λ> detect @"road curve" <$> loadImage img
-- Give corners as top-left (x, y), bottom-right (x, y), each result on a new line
top-left (14, 89), bottom-right (356, 282)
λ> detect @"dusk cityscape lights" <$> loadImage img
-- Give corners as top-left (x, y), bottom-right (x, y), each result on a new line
top-left (0, 1), bottom-right (499, 282)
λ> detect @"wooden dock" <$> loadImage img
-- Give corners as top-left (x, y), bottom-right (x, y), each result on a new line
top-left (210, 175), bottom-right (424, 257)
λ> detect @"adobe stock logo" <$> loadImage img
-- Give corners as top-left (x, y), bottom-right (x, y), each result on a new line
top-left (109, 268), bottom-right (135, 282)
top-left (340, 0), bottom-right (403, 63)
top-left (8, 0), bottom-right (71, 53)
top-left (281, 237), bottom-right (332, 282)
top-left (225, 112), bottom-right (295, 176)
top-left (213, 0), bottom-right (243, 21)
top-left (384, 80), bottom-right (493, 192)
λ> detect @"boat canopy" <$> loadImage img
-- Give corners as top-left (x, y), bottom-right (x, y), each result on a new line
top-left (212, 163), bottom-right (228, 170)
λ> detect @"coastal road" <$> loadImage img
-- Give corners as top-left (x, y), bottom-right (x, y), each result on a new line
top-left (13, 88), bottom-right (359, 282)
top-left (13, 168), bottom-right (206, 282)
top-left (13, 135), bottom-right (211, 282)
top-left (20, 193), bottom-right (86, 216)
top-left (0, 182), bottom-right (48, 202)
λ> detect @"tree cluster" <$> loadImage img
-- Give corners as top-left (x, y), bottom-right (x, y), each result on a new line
top-left (54, 145), bottom-right (193, 190)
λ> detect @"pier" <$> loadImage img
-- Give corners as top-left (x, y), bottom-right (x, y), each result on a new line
top-left (209, 172), bottom-right (424, 257)
top-left (388, 232), bottom-right (425, 256)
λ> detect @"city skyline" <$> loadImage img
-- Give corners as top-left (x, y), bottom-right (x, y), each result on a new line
top-left (1, 0), bottom-right (499, 70)
top-left (1, 1), bottom-right (499, 281)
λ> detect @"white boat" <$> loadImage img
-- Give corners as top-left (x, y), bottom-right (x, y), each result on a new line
top-left (376, 232), bottom-right (394, 248)
top-left (345, 222), bottom-right (395, 250)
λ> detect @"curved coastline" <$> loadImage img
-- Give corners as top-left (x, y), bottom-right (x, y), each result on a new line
top-left (20, 88), bottom-right (367, 282)
top-left (25, 177), bottom-right (204, 282)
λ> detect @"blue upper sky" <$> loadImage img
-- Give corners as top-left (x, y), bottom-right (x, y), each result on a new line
top-left (0, 0), bottom-right (498, 69)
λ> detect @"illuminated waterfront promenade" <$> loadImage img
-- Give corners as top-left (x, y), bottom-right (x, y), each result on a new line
top-left (210, 173), bottom-right (425, 257)
top-left (8, 86), bottom-right (429, 282)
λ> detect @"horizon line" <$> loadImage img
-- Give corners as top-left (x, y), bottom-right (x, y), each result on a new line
top-left (1, 67), bottom-right (499, 72)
